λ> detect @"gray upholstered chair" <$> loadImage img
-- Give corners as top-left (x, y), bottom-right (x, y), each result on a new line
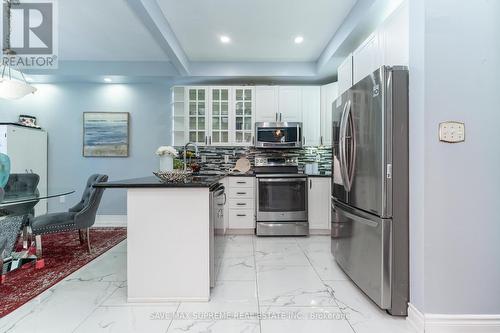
top-left (2, 173), bottom-right (40, 217)
top-left (29, 174), bottom-right (108, 256)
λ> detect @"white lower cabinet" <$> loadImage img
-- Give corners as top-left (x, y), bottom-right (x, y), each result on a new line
top-left (308, 177), bottom-right (331, 233)
top-left (228, 210), bottom-right (255, 229)
top-left (225, 177), bottom-right (256, 232)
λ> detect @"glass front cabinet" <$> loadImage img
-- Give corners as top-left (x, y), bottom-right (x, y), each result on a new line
top-left (210, 87), bottom-right (231, 146)
top-left (233, 87), bottom-right (255, 146)
top-left (186, 87), bottom-right (208, 145)
top-left (171, 86), bottom-right (255, 147)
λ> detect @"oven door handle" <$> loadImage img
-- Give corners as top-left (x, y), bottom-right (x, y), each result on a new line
top-left (258, 178), bottom-right (307, 183)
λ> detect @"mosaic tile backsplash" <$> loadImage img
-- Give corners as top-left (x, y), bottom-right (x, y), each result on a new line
top-left (175, 146), bottom-right (332, 174)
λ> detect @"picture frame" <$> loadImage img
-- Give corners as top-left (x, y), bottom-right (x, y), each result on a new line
top-left (83, 112), bottom-right (129, 157)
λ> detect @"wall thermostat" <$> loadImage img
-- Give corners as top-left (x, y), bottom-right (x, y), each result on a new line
top-left (439, 121), bottom-right (465, 143)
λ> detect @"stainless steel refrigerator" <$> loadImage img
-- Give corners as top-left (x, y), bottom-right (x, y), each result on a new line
top-left (331, 66), bottom-right (409, 316)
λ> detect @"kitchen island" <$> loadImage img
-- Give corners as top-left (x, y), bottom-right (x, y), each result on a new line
top-left (95, 175), bottom-right (224, 303)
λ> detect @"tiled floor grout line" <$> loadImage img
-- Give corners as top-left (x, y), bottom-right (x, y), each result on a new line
top-left (166, 303), bottom-right (181, 333)
top-left (69, 251), bottom-right (123, 333)
top-left (252, 236), bottom-right (263, 333)
top-left (298, 238), bottom-right (357, 333)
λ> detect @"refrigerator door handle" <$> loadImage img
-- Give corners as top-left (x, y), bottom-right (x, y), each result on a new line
top-left (339, 100), bottom-right (351, 192)
top-left (347, 106), bottom-right (357, 191)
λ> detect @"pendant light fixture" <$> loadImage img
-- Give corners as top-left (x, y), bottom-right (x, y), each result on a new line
top-left (0, 0), bottom-right (37, 100)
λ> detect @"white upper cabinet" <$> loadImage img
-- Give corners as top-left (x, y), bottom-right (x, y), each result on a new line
top-left (301, 86), bottom-right (321, 147)
top-left (209, 87), bottom-right (231, 146)
top-left (171, 86), bottom-right (186, 147)
top-left (175, 84), bottom-right (327, 147)
top-left (278, 86), bottom-right (302, 122)
top-left (232, 87), bottom-right (255, 146)
top-left (337, 54), bottom-right (353, 95)
top-left (186, 87), bottom-right (209, 145)
top-left (320, 82), bottom-right (338, 146)
top-left (338, 0), bottom-right (409, 92)
top-left (255, 86), bottom-right (279, 122)
top-left (353, 32), bottom-right (383, 85)
top-left (380, 1), bottom-right (409, 67)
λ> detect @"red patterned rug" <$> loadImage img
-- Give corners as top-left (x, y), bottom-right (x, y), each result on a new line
top-left (0, 227), bottom-right (127, 318)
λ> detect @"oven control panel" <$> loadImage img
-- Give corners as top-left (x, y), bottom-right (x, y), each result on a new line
top-left (255, 156), bottom-right (298, 167)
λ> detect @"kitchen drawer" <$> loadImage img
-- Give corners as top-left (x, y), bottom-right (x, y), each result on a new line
top-left (228, 187), bottom-right (254, 199)
top-left (228, 209), bottom-right (255, 229)
top-left (228, 198), bottom-right (254, 210)
top-left (228, 177), bottom-right (254, 188)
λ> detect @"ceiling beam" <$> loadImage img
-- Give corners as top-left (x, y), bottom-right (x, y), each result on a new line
top-left (316, 0), bottom-right (379, 73)
top-left (24, 61), bottom-right (178, 77)
top-left (189, 61), bottom-right (317, 78)
top-left (126, 0), bottom-right (190, 76)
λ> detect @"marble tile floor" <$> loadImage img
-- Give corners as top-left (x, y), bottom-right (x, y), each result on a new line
top-left (0, 236), bottom-right (414, 333)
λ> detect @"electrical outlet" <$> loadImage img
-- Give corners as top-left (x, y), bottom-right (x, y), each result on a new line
top-left (224, 155), bottom-right (230, 163)
top-left (439, 121), bottom-right (465, 143)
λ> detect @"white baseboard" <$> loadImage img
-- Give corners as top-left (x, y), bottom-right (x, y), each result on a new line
top-left (95, 215), bottom-right (127, 227)
top-left (408, 303), bottom-right (425, 332)
top-left (225, 228), bottom-right (255, 235)
top-left (407, 303), bottom-right (500, 333)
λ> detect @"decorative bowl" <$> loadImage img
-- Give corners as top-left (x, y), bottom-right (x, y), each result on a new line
top-left (153, 170), bottom-right (192, 183)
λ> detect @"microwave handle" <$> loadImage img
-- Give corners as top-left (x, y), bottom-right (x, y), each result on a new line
top-left (297, 124), bottom-right (301, 146)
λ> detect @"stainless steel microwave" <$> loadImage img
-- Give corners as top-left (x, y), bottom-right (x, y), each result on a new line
top-left (254, 122), bottom-right (302, 148)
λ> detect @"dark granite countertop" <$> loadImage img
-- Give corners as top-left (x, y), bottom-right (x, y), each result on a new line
top-left (94, 171), bottom-right (331, 189)
top-left (94, 175), bottom-right (225, 189)
top-left (305, 173), bottom-right (332, 178)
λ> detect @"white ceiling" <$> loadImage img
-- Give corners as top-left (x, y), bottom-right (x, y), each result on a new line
top-left (58, 0), bottom-right (168, 61)
top-left (157, 0), bottom-right (357, 62)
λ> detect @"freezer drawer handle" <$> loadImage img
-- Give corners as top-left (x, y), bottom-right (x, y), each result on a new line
top-left (340, 207), bottom-right (379, 228)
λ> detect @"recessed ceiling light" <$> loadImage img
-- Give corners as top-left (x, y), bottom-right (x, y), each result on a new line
top-left (104, 77), bottom-right (112, 83)
top-left (294, 36), bottom-right (304, 44)
top-left (219, 35), bottom-right (231, 44)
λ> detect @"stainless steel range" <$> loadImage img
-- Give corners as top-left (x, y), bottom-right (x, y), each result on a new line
top-left (255, 156), bottom-right (308, 236)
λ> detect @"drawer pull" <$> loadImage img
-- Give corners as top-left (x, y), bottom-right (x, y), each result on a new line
top-left (236, 203), bottom-right (246, 206)
top-left (236, 214), bottom-right (247, 217)
top-left (236, 181), bottom-right (246, 184)
top-left (236, 192), bottom-right (247, 195)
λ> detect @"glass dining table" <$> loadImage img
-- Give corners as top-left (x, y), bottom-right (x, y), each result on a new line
top-left (0, 188), bottom-right (75, 279)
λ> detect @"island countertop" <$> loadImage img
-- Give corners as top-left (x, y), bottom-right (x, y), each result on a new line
top-left (93, 175), bottom-right (225, 189)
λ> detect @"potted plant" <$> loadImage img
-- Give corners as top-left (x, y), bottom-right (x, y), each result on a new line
top-left (155, 146), bottom-right (178, 171)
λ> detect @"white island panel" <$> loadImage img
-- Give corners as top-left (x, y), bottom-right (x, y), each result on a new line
top-left (127, 187), bottom-right (210, 302)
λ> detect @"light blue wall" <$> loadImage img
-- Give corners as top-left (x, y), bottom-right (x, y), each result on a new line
top-left (409, 0), bottom-right (500, 314)
top-left (0, 82), bottom-right (172, 214)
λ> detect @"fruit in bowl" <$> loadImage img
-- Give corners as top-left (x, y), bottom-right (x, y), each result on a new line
top-left (153, 170), bottom-right (192, 183)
